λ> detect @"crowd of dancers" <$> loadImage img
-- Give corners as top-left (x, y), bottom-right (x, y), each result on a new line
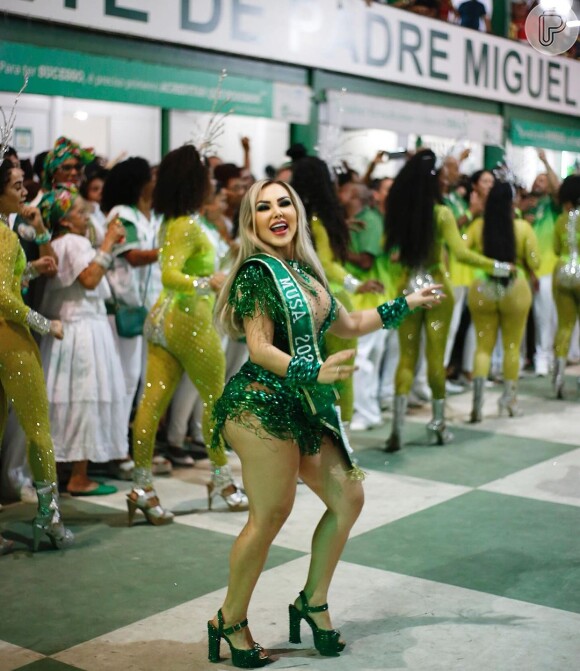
top-left (1, 113), bottom-right (579, 664)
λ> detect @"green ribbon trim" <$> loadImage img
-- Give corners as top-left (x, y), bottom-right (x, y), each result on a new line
top-left (247, 253), bottom-right (357, 469)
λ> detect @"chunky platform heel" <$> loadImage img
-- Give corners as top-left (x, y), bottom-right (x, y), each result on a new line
top-left (288, 590), bottom-right (345, 657)
top-left (207, 608), bottom-right (270, 668)
top-left (126, 487), bottom-right (174, 526)
top-left (207, 464), bottom-right (248, 511)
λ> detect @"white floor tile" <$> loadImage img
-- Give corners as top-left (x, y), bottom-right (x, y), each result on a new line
top-left (54, 557), bottom-right (580, 671)
top-left (0, 641), bottom-right (44, 671)
top-left (480, 447), bottom-right (580, 507)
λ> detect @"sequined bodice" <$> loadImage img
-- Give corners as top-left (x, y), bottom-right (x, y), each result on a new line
top-left (231, 260), bottom-right (336, 356)
top-left (287, 260), bottom-right (335, 334)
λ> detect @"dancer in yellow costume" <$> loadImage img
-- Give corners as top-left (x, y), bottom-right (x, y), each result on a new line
top-left (466, 180), bottom-right (540, 421)
top-left (441, 166), bottom-right (494, 381)
top-left (0, 159), bottom-right (74, 553)
top-left (552, 175), bottom-right (580, 399)
top-left (127, 145), bottom-right (247, 525)
top-left (384, 151), bottom-right (512, 452)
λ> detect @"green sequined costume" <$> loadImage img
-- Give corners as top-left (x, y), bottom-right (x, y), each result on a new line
top-left (212, 261), bottom-right (336, 456)
top-left (212, 259), bottom-right (408, 459)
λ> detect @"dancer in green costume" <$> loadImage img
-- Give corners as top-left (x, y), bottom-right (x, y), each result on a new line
top-left (206, 179), bottom-right (441, 668)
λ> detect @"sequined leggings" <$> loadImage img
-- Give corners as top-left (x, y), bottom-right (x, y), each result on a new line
top-left (467, 277), bottom-right (532, 381)
top-left (395, 273), bottom-right (454, 399)
top-left (132, 301), bottom-right (227, 469)
top-left (0, 320), bottom-right (56, 481)
top-left (553, 278), bottom-right (580, 358)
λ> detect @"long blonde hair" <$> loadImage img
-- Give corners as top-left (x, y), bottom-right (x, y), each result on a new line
top-left (215, 179), bottom-right (328, 339)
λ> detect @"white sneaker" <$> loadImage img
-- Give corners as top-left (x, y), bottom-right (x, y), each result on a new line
top-left (407, 391), bottom-right (425, 408)
top-left (151, 455), bottom-right (173, 476)
top-left (445, 380), bottom-right (464, 395)
top-left (411, 385), bottom-right (432, 402)
top-left (350, 417), bottom-right (382, 431)
top-left (20, 483), bottom-right (38, 504)
top-left (108, 458), bottom-right (135, 481)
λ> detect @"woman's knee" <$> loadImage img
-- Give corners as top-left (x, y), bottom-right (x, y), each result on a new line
top-left (330, 481), bottom-right (365, 524)
top-left (250, 500), bottom-right (294, 537)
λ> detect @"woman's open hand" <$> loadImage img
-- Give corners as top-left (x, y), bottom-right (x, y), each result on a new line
top-left (405, 284), bottom-right (446, 310)
top-left (317, 349), bottom-right (357, 384)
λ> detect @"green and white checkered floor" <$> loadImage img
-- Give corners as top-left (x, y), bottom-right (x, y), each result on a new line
top-left (2, 370), bottom-right (579, 671)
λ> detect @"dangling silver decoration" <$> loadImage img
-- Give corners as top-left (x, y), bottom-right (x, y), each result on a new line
top-left (0, 74), bottom-right (29, 162)
top-left (190, 69), bottom-right (233, 158)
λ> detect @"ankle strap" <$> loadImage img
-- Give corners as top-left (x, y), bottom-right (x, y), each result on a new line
top-left (217, 608), bottom-right (249, 636)
top-left (299, 590), bottom-right (328, 613)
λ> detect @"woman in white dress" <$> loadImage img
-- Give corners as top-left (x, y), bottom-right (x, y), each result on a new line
top-left (100, 159), bottom-right (159, 446)
top-left (39, 186), bottom-right (128, 495)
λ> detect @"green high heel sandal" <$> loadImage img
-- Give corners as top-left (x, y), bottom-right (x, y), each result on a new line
top-left (288, 590), bottom-right (345, 656)
top-left (207, 608), bottom-right (271, 668)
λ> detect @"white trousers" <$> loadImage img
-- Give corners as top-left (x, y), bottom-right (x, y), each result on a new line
top-left (167, 374), bottom-right (203, 446)
top-left (166, 337), bottom-right (248, 447)
top-left (379, 329), bottom-right (400, 401)
top-left (444, 286), bottom-right (468, 368)
top-left (108, 316), bottom-right (144, 429)
top-left (532, 274), bottom-right (557, 372)
top-left (352, 330), bottom-right (387, 425)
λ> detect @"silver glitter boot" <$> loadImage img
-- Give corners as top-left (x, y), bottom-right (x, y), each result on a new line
top-left (32, 481), bottom-right (74, 552)
top-left (127, 467), bottom-right (174, 526)
top-left (553, 357), bottom-right (567, 400)
top-left (385, 395), bottom-right (407, 453)
top-left (469, 377), bottom-right (485, 423)
top-left (426, 399), bottom-right (454, 445)
top-left (498, 380), bottom-right (523, 417)
top-left (207, 464), bottom-right (248, 511)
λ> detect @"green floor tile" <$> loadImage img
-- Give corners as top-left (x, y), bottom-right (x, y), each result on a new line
top-left (343, 489), bottom-right (580, 613)
top-left (15, 660), bottom-right (83, 671)
top-left (351, 423), bottom-right (575, 487)
top-left (518, 373), bottom-right (580, 402)
top-left (0, 499), bottom-right (304, 656)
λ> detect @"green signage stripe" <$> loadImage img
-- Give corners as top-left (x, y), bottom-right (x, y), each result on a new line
top-left (511, 119), bottom-right (580, 152)
top-left (0, 41), bottom-right (273, 117)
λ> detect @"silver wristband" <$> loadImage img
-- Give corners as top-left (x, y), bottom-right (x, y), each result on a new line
top-left (26, 310), bottom-right (51, 335)
top-left (492, 261), bottom-right (512, 278)
top-left (192, 276), bottom-right (212, 296)
top-left (343, 273), bottom-right (362, 293)
top-left (94, 250), bottom-right (113, 270)
top-left (23, 262), bottom-right (40, 283)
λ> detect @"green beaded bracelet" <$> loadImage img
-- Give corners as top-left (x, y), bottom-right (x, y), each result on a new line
top-left (377, 295), bottom-right (410, 330)
top-left (286, 356), bottom-right (321, 386)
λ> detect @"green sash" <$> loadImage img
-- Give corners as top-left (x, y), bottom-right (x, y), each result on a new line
top-left (248, 253), bottom-right (362, 477)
